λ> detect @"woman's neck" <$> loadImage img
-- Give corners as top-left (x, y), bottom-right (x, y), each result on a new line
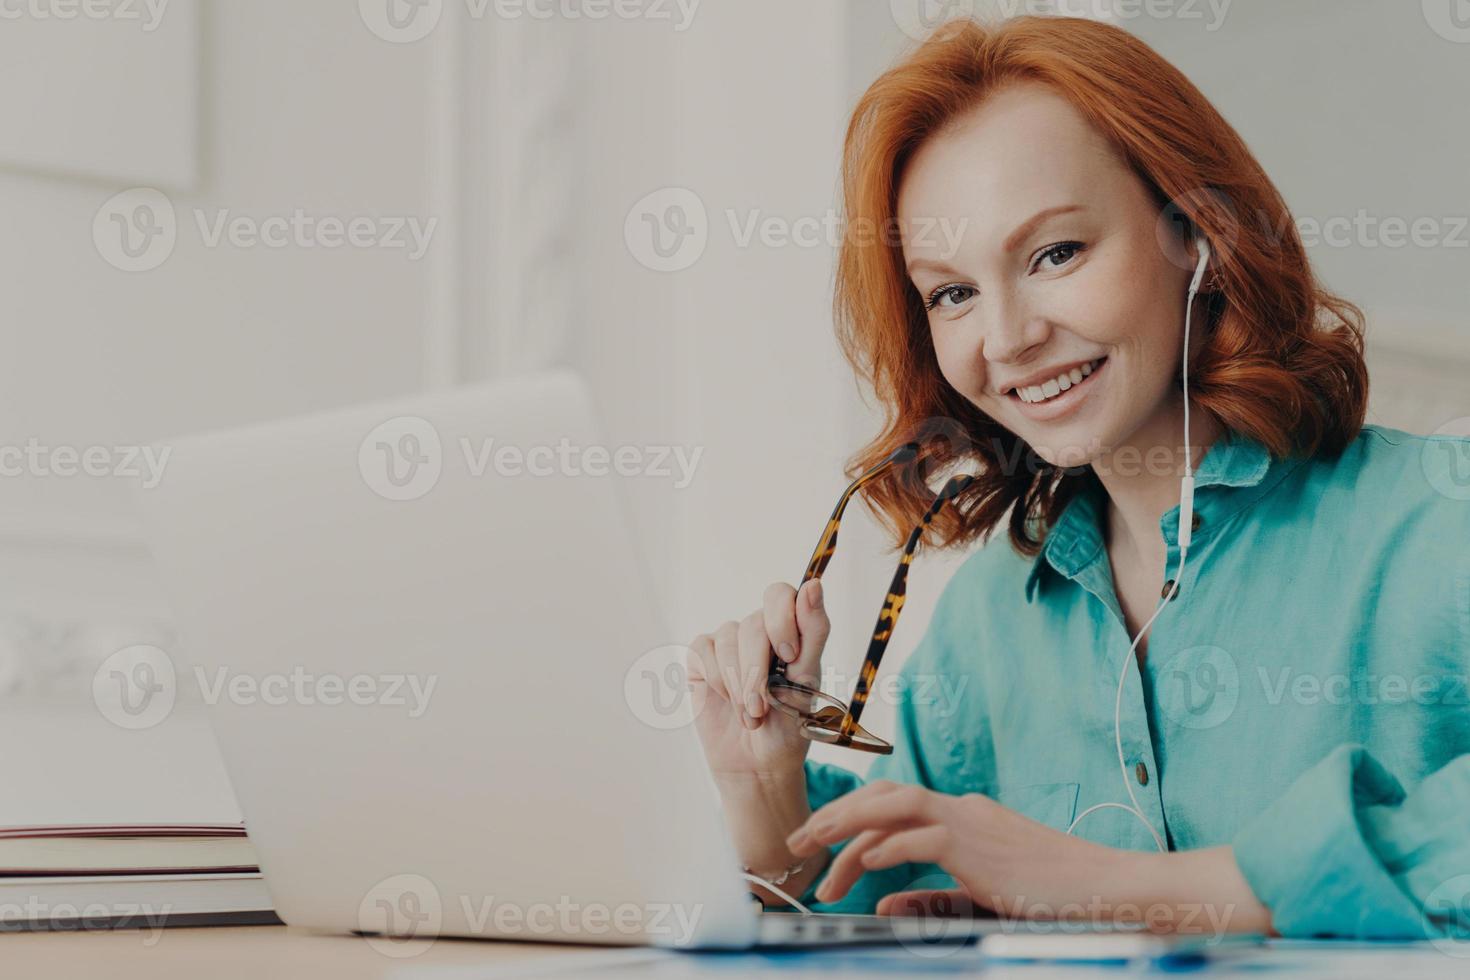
top-left (1093, 400), bottom-right (1222, 569)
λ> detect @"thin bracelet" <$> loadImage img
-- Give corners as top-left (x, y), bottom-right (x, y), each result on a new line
top-left (742, 858), bottom-right (806, 887)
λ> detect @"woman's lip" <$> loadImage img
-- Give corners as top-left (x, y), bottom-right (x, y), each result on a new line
top-left (1008, 356), bottom-right (1108, 422)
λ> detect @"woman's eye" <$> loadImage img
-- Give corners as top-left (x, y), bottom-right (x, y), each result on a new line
top-left (924, 284), bottom-right (977, 311)
top-left (1033, 241), bottom-right (1084, 271)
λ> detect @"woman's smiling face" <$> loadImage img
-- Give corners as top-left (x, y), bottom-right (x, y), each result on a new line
top-left (897, 81), bottom-right (1202, 470)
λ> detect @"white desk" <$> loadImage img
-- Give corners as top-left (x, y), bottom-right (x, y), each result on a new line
top-left (4, 924), bottom-right (635, 978)
top-left (7, 925), bottom-right (1467, 979)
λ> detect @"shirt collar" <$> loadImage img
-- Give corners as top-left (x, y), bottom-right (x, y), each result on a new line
top-left (1023, 428), bottom-right (1280, 603)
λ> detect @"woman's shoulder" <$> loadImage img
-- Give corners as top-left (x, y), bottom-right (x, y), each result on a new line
top-left (1275, 423), bottom-right (1470, 552)
top-left (1354, 420), bottom-right (1470, 455)
top-left (1296, 421), bottom-right (1470, 503)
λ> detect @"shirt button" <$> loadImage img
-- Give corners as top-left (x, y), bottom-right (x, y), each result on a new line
top-left (1135, 762), bottom-right (1149, 786)
top-left (1191, 512), bottom-right (1203, 531)
top-left (1160, 579), bottom-right (1180, 600)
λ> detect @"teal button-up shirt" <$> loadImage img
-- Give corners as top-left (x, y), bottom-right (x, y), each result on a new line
top-left (800, 423), bottom-right (1470, 940)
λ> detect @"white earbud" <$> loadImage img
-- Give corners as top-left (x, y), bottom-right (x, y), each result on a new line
top-left (1189, 236), bottom-right (1212, 296)
top-left (1065, 233), bottom-right (1213, 854)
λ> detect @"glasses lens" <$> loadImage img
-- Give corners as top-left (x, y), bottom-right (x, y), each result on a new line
top-left (766, 676), bottom-right (893, 755)
top-left (767, 677), bottom-right (848, 721)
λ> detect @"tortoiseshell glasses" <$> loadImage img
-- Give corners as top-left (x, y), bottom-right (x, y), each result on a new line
top-left (765, 444), bottom-right (974, 755)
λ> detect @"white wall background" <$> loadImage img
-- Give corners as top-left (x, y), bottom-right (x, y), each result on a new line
top-left (1119, 0), bottom-right (1470, 429)
top-left (1, 3), bottom-right (436, 698)
top-left (0, 0), bottom-right (1465, 804)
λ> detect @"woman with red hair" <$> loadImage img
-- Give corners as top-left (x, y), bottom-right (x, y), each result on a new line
top-left (685, 16), bottom-right (1470, 940)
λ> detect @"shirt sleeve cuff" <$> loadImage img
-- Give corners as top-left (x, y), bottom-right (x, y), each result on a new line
top-left (1229, 743), bottom-right (1426, 938)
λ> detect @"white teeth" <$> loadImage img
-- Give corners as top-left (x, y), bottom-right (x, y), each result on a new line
top-left (1016, 358), bottom-right (1103, 403)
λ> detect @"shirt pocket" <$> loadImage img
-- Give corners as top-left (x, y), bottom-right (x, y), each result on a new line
top-left (994, 781), bottom-right (1080, 833)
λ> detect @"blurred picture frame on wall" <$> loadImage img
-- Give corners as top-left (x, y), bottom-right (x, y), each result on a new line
top-left (0, 0), bottom-right (197, 188)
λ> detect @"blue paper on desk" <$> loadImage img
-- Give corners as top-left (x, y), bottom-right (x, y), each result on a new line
top-left (588, 946), bottom-right (988, 975)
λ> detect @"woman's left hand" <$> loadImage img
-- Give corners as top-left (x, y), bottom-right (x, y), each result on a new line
top-left (785, 780), bottom-right (1124, 918)
top-left (785, 780), bottom-right (1275, 938)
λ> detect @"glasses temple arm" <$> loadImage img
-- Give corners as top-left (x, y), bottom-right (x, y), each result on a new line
top-left (768, 443), bottom-right (919, 679)
top-left (839, 474), bottom-right (973, 737)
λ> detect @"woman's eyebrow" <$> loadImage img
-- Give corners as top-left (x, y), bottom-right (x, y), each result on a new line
top-left (1002, 204), bottom-right (1087, 252)
top-left (906, 257), bottom-right (961, 278)
top-left (905, 204), bottom-right (1089, 278)
top-left (899, 204), bottom-right (1087, 277)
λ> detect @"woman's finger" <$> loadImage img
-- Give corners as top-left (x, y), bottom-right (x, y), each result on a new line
top-left (860, 824), bottom-right (952, 872)
top-left (787, 579), bottom-right (830, 686)
top-left (685, 633), bottom-right (724, 701)
top-left (711, 620), bottom-right (751, 728)
top-left (761, 581), bottom-right (801, 669)
top-left (792, 783), bottom-right (937, 851)
top-left (735, 611), bottom-right (771, 722)
top-left (814, 827), bottom-right (897, 904)
top-left (875, 888), bottom-right (978, 919)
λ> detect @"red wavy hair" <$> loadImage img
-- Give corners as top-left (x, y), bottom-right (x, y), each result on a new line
top-left (836, 15), bottom-right (1368, 556)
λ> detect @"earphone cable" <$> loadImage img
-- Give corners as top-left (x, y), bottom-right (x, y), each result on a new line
top-left (1065, 239), bottom-right (1209, 854)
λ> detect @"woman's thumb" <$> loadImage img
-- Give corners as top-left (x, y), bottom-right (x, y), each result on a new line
top-left (875, 888), bottom-right (979, 919)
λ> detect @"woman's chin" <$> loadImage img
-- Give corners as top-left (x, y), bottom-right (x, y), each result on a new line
top-left (1025, 428), bottom-right (1106, 472)
top-left (1045, 447), bottom-right (1096, 471)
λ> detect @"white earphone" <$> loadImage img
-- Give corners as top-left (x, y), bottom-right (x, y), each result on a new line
top-left (1065, 235), bottom-right (1212, 852)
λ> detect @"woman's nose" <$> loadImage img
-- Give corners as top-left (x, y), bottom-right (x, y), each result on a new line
top-left (980, 302), bottom-right (1052, 366)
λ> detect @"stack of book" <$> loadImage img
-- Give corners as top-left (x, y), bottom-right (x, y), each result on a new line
top-left (0, 822), bottom-right (275, 931)
top-left (0, 822), bottom-right (276, 934)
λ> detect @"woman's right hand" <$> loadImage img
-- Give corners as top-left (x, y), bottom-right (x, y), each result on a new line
top-left (686, 578), bottom-right (830, 778)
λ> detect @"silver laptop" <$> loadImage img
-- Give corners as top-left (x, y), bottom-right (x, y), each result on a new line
top-left (131, 369), bottom-right (998, 950)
